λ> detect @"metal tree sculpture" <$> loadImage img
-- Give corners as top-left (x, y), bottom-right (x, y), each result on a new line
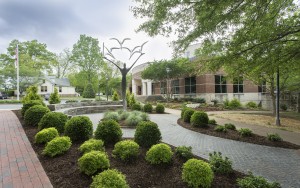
top-left (103, 38), bottom-right (147, 111)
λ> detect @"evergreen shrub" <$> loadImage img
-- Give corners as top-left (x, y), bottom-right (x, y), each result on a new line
top-left (155, 103), bottom-right (165, 113)
top-left (90, 169), bottom-right (129, 188)
top-left (78, 151), bottom-right (110, 176)
top-left (79, 139), bottom-right (105, 154)
top-left (49, 88), bottom-right (61, 104)
top-left (35, 127), bottom-right (59, 144)
top-left (209, 151), bottom-right (233, 175)
top-left (175, 146), bottom-right (193, 160)
top-left (24, 105), bottom-right (50, 127)
top-left (42, 136), bottom-right (72, 157)
top-left (21, 100), bottom-right (45, 117)
top-left (64, 116), bottom-right (93, 142)
top-left (143, 103), bottom-right (153, 113)
top-left (183, 109), bottom-right (195, 123)
top-left (38, 112), bottom-right (68, 133)
top-left (113, 140), bottom-right (139, 161)
top-left (134, 121), bottom-right (161, 148)
top-left (95, 120), bottom-right (122, 145)
top-left (82, 83), bottom-right (95, 98)
top-left (190, 111), bottom-right (209, 127)
top-left (145, 143), bottom-right (173, 165)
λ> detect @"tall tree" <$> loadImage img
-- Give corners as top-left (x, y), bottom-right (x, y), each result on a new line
top-left (55, 48), bottom-right (74, 78)
top-left (71, 35), bottom-right (104, 83)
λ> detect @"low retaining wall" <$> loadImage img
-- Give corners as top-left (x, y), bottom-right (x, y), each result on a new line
top-left (62, 105), bottom-right (123, 116)
top-left (48, 101), bottom-right (123, 111)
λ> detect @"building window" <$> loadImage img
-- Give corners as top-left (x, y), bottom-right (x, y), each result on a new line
top-left (160, 82), bottom-right (166, 94)
top-left (215, 75), bottom-right (227, 93)
top-left (233, 77), bottom-right (243, 93)
top-left (172, 79), bottom-right (180, 94)
top-left (152, 83), bottom-right (155, 95)
top-left (59, 86), bottom-right (62, 93)
top-left (185, 77), bottom-right (196, 94)
top-left (258, 81), bottom-right (267, 93)
top-left (41, 86), bottom-right (47, 92)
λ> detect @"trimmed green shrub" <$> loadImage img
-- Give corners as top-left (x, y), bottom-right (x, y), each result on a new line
top-left (78, 151), bottom-right (110, 176)
top-left (125, 114), bottom-right (143, 127)
top-left (49, 88), bottom-right (61, 104)
top-left (134, 121), bottom-right (162, 148)
top-left (214, 125), bottom-right (227, 133)
top-left (183, 109), bottom-right (195, 123)
top-left (246, 101), bottom-right (257, 109)
top-left (181, 107), bottom-right (191, 119)
top-left (79, 139), bottom-right (105, 154)
top-left (208, 119), bottom-right (217, 125)
top-left (65, 99), bottom-right (78, 103)
top-left (182, 159), bottom-right (214, 188)
top-left (131, 103), bottom-right (142, 111)
top-left (267, 133), bottom-right (282, 142)
top-left (21, 100), bottom-right (46, 117)
top-left (238, 128), bottom-right (253, 137)
top-left (113, 140), bottom-right (139, 161)
top-left (146, 143), bottom-right (173, 165)
top-left (82, 83), bottom-right (95, 98)
top-left (112, 90), bottom-right (120, 101)
top-left (22, 86), bottom-right (43, 104)
top-left (229, 98), bottom-right (242, 108)
top-left (209, 151), bottom-right (233, 175)
top-left (95, 120), bottom-right (122, 145)
top-left (38, 112), bottom-right (68, 133)
top-left (24, 105), bottom-right (50, 127)
top-left (90, 169), bottom-right (129, 188)
top-left (129, 93), bottom-right (136, 107)
top-left (155, 103), bottom-right (165, 113)
top-left (64, 116), bottom-right (93, 142)
top-left (224, 123), bottom-right (236, 130)
top-left (42, 136), bottom-right (72, 157)
top-left (143, 103), bottom-right (153, 113)
top-left (103, 111), bottom-right (120, 121)
top-left (175, 146), bottom-right (193, 160)
top-left (190, 111), bottom-right (209, 127)
top-left (35, 128), bottom-right (59, 144)
top-left (126, 90), bottom-right (131, 107)
top-left (237, 172), bottom-right (281, 188)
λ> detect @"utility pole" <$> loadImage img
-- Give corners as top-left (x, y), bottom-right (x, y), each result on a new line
top-left (16, 44), bottom-right (20, 101)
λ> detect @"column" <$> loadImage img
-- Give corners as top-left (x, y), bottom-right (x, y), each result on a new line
top-left (132, 79), bottom-right (137, 95)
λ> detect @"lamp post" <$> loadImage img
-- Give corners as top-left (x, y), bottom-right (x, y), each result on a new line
top-left (166, 67), bottom-right (170, 102)
top-left (106, 76), bottom-right (109, 101)
top-left (275, 68), bottom-right (281, 126)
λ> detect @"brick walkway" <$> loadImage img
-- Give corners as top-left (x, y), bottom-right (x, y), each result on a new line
top-left (0, 110), bottom-right (52, 188)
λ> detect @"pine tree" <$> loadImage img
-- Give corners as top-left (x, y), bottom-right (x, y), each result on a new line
top-left (49, 88), bottom-right (61, 104)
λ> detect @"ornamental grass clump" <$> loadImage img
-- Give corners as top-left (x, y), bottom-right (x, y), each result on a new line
top-left (209, 151), bottom-right (233, 175)
top-left (24, 105), bottom-right (50, 127)
top-left (183, 109), bottom-right (195, 123)
top-left (119, 111), bottom-right (130, 120)
top-left (95, 120), bottom-right (122, 145)
top-left (64, 116), bottom-right (93, 142)
top-left (145, 143), bottom-right (173, 165)
top-left (190, 111), bottom-right (209, 127)
top-left (78, 151), bottom-right (110, 176)
top-left (125, 113), bottom-right (143, 127)
top-left (42, 136), bottom-right (72, 157)
top-left (182, 159), bottom-right (214, 188)
top-left (90, 169), bottom-right (129, 188)
top-left (79, 139), bottom-right (105, 154)
top-left (38, 112), bottom-right (68, 133)
top-left (113, 140), bottom-right (140, 162)
top-left (103, 111), bottom-right (120, 121)
top-left (35, 127), bottom-right (59, 144)
top-left (175, 146), bottom-right (193, 160)
top-left (134, 121), bottom-right (161, 148)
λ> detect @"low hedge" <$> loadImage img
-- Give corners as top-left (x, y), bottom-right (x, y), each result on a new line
top-left (24, 105), bottom-right (50, 127)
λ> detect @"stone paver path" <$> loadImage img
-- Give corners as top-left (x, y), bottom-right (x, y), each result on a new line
top-left (85, 112), bottom-right (300, 188)
top-left (0, 111), bottom-right (52, 188)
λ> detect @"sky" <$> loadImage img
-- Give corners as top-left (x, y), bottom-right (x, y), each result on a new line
top-left (0, 0), bottom-right (174, 66)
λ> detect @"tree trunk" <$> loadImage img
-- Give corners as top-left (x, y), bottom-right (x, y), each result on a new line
top-left (297, 92), bottom-right (300, 113)
top-left (269, 82), bottom-right (276, 116)
top-left (121, 71), bottom-right (127, 111)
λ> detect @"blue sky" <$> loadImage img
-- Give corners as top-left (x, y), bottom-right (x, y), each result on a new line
top-left (0, 0), bottom-right (173, 64)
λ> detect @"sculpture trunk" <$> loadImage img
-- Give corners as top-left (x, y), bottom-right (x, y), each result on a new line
top-left (121, 71), bottom-right (127, 111)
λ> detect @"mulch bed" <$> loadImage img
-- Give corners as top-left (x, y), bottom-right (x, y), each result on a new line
top-left (13, 109), bottom-right (246, 188)
top-left (178, 119), bottom-right (300, 149)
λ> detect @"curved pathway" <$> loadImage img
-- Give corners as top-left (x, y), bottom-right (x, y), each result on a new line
top-left (84, 112), bottom-right (300, 188)
top-left (0, 111), bottom-right (52, 188)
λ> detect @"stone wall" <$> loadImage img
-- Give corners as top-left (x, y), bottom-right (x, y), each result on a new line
top-left (62, 105), bottom-right (123, 116)
top-left (48, 101), bottom-right (123, 111)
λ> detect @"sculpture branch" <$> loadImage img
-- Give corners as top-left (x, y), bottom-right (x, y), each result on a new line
top-left (103, 57), bottom-right (121, 70)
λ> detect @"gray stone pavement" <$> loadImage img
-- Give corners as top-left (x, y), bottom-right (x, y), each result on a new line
top-left (83, 112), bottom-right (300, 188)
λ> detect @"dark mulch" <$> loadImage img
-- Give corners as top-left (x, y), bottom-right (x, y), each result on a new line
top-left (13, 109), bottom-right (245, 188)
top-left (178, 119), bottom-right (300, 149)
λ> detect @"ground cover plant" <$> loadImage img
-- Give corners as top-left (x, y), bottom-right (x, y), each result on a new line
top-left (14, 109), bottom-right (248, 187)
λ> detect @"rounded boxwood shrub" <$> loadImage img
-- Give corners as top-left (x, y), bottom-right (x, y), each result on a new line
top-left (79, 139), bottom-right (105, 154)
top-left (246, 101), bottom-right (257, 109)
top-left (190, 111), bottom-right (209, 127)
top-left (94, 120), bottom-right (122, 145)
top-left (131, 103), bottom-right (142, 111)
top-left (155, 103), bottom-right (165, 113)
top-left (183, 109), bottom-right (195, 123)
top-left (113, 140), bottom-right (139, 161)
top-left (24, 105), bottom-right (50, 127)
top-left (90, 169), bottom-right (129, 188)
top-left (182, 159), bottom-right (214, 188)
top-left (64, 116), bottom-right (93, 142)
top-left (134, 121), bottom-right (162, 148)
top-left (78, 151), bottom-right (110, 176)
top-left (35, 127), bottom-right (59, 144)
top-left (181, 107), bottom-right (190, 119)
top-left (42, 136), bottom-right (72, 157)
top-left (145, 143), bottom-right (173, 165)
top-left (103, 111), bottom-right (120, 121)
top-left (21, 100), bottom-right (45, 117)
top-left (143, 103), bottom-right (153, 113)
top-left (38, 112), bottom-right (68, 133)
